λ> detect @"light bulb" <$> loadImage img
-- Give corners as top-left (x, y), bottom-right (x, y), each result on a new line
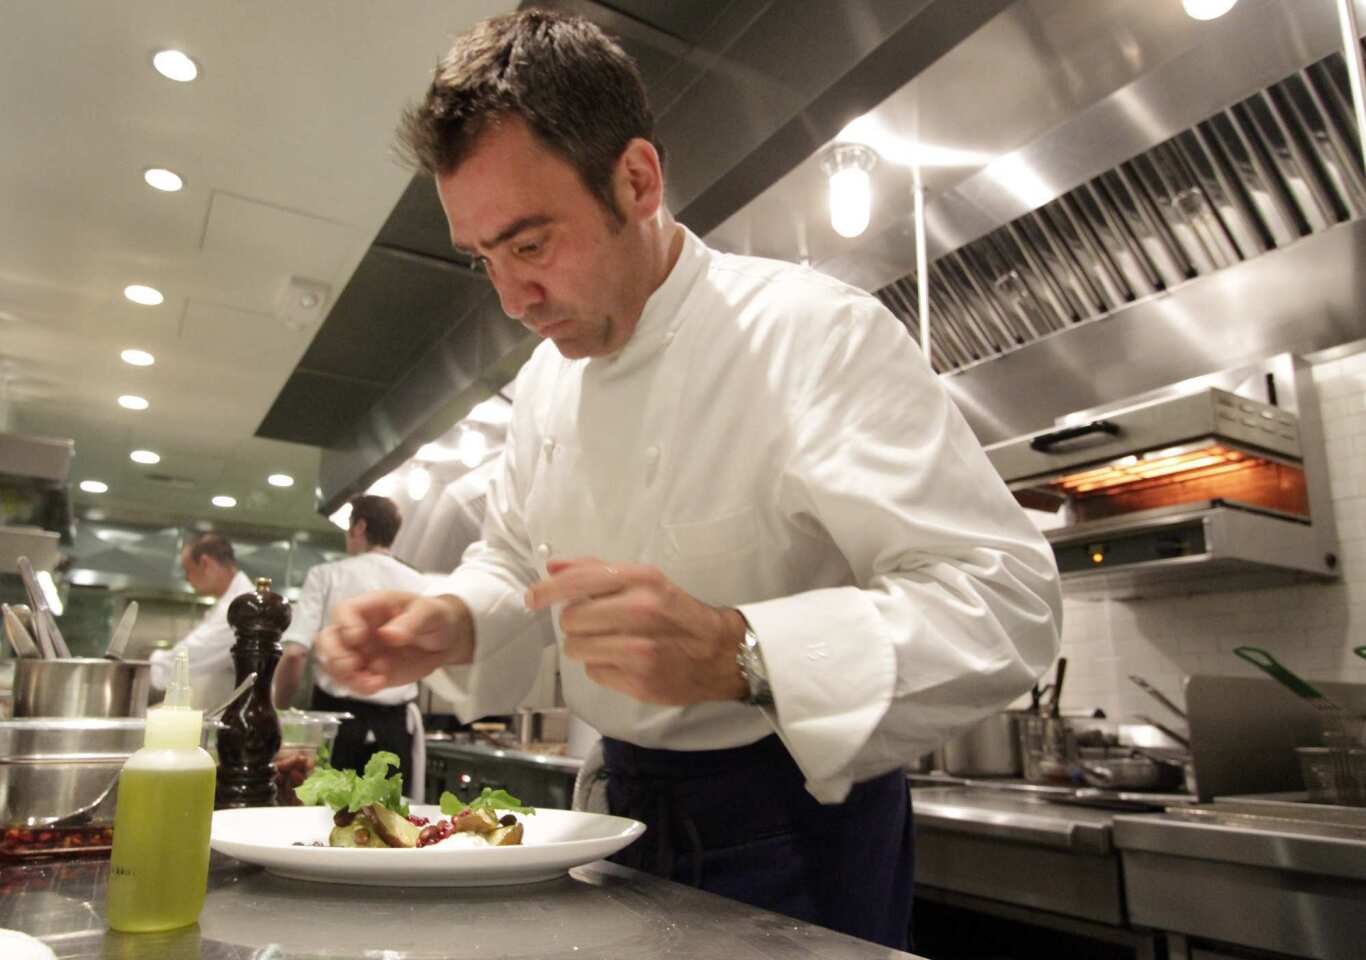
top-left (458, 429), bottom-right (487, 468)
top-left (152, 49), bottom-right (199, 82)
top-left (143, 168), bottom-right (183, 192)
top-left (829, 166), bottom-right (872, 238)
top-left (1182, 0), bottom-right (1237, 20)
top-left (121, 348), bottom-right (155, 366)
top-left (407, 466), bottom-right (432, 502)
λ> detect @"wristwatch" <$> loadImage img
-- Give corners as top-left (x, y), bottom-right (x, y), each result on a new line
top-left (735, 618), bottom-right (774, 706)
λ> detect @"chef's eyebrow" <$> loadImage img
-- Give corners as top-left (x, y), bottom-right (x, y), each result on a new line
top-left (452, 215), bottom-right (553, 257)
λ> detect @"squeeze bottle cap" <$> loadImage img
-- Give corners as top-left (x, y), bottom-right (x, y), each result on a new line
top-left (144, 647), bottom-right (203, 749)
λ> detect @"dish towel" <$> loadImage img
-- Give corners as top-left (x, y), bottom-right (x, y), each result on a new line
top-left (406, 702), bottom-right (426, 803)
top-left (571, 738), bottom-right (609, 813)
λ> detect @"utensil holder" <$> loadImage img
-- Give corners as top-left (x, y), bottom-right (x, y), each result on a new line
top-left (1018, 714), bottom-right (1077, 783)
top-left (13, 659), bottom-right (151, 718)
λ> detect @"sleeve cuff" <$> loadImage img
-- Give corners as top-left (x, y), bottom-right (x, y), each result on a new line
top-left (739, 586), bottom-right (895, 786)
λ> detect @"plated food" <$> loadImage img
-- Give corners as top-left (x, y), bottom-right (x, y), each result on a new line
top-left (292, 750), bottom-right (533, 850)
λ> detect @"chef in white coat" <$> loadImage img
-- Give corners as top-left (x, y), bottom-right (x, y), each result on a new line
top-left (273, 495), bottom-right (428, 782)
top-left (149, 533), bottom-right (252, 711)
top-left (317, 10), bottom-right (1061, 950)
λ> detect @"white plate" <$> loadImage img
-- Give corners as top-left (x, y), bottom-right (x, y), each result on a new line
top-left (210, 805), bottom-right (644, 887)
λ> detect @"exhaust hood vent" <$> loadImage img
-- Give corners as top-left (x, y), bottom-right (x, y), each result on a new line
top-left (875, 48), bottom-right (1366, 375)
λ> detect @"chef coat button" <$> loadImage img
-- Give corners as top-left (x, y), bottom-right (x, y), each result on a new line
top-left (644, 446), bottom-right (660, 465)
top-left (535, 543), bottom-right (552, 561)
top-left (542, 438), bottom-right (555, 461)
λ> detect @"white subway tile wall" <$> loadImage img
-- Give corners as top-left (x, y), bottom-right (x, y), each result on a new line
top-left (1048, 351), bottom-right (1366, 720)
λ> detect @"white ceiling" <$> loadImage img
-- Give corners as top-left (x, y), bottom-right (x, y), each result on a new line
top-left (0, 0), bottom-right (514, 533)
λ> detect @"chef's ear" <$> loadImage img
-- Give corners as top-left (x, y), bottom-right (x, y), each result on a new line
top-left (613, 138), bottom-right (664, 223)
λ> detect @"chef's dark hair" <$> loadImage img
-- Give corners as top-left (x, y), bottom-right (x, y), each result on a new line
top-left (186, 533), bottom-right (236, 568)
top-left (349, 495), bottom-right (402, 548)
top-left (396, 8), bottom-right (663, 223)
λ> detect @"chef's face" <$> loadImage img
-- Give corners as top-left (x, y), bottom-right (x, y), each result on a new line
top-left (436, 117), bottom-right (659, 360)
top-left (180, 548), bottom-right (212, 595)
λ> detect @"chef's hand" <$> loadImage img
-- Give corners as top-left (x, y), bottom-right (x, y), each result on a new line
top-left (525, 557), bottom-right (748, 706)
top-left (315, 591), bottom-right (475, 696)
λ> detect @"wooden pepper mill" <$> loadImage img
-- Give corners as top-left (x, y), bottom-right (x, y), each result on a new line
top-left (215, 576), bottom-right (290, 809)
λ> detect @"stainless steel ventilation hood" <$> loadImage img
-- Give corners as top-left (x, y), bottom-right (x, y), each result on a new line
top-left (0, 430), bottom-right (73, 572)
top-left (708, 0), bottom-right (1366, 448)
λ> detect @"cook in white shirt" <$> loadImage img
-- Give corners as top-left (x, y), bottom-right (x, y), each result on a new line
top-left (317, 10), bottom-right (1060, 951)
top-left (274, 495), bottom-right (428, 780)
top-left (149, 533), bottom-right (253, 712)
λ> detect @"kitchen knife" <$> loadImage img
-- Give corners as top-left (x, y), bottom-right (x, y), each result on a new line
top-left (17, 555), bottom-right (70, 659)
top-left (2, 604), bottom-right (40, 658)
top-left (105, 601), bottom-right (139, 660)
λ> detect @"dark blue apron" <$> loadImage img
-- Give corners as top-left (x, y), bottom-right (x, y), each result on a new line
top-left (602, 734), bottom-right (914, 950)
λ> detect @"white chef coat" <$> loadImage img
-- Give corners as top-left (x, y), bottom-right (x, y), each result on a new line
top-left (423, 225), bottom-right (1062, 802)
top-left (149, 569), bottom-right (255, 712)
top-left (283, 552), bottom-right (429, 705)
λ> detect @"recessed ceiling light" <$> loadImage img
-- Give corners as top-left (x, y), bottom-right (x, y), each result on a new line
top-left (121, 348), bottom-right (155, 367)
top-left (152, 49), bottom-right (199, 82)
top-left (211, 495), bottom-right (237, 508)
top-left (123, 284), bottom-right (163, 306)
top-left (80, 480), bottom-right (109, 494)
top-left (130, 449), bottom-right (161, 465)
top-left (117, 394), bottom-right (149, 411)
top-left (143, 168), bottom-right (184, 192)
top-left (1182, 0), bottom-right (1238, 19)
top-left (267, 473), bottom-right (294, 488)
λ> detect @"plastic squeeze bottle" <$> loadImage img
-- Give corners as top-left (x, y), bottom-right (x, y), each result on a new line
top-left (105, 647), bottom-right (217, 932)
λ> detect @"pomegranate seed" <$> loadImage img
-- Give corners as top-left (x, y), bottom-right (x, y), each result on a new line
top-left (417, 825), bottom-right (442, 847)
top-left (407, 815), bottom-right (429, 827)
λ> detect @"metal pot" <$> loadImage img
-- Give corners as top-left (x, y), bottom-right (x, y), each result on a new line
top-left (13, 658), bottom-right (152, 718)
top-left (942, 711), bottom-right (1023, 777)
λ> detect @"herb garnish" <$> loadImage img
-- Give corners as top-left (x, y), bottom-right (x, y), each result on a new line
top-left (295, 751), bottom-right (409, 816)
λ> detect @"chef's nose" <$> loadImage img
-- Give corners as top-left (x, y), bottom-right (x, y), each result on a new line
top-left (488, 263), bottom-right (545, 320)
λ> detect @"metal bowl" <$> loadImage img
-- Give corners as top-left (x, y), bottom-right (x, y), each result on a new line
top-left (13, 658), bottom-right (152, 719)
top-left (0, 718), bottom-right (222, 830)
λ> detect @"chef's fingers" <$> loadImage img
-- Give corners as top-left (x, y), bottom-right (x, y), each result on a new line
top-left (526, 559), bottom-right (641, 610)
top-left (326, 591), bottom-right (422, 648)
top-left (375, 594), bottom-right (461, 653)
top-left (558, 589), bottom-right (670, 638)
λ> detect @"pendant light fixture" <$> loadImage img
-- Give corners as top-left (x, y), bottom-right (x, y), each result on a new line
top-left (820, 143), bottom-right (878, 238)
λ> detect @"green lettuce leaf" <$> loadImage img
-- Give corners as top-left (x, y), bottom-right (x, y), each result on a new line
top-left (295, 750), bottom-right (408, 815)
top-left (439, 786), bottom-right (534, 817)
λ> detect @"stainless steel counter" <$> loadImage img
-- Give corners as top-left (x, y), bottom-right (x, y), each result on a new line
top-left (1, 853), bottom-right (921, 959)
top-left (908, 782), bottom-right (1131, 930)
top-left (1114, 795), bottom-right (1366, 960)
top-left (911, 785), bottom-right (1115, 854)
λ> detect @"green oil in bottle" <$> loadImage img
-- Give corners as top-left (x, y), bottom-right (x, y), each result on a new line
top-left (106, 762), bottom-right (216, 932)
top-left (105, 647), bottom-right (218, 934)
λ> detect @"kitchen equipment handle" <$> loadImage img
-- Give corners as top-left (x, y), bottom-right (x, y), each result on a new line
top-left (17, 556), bottom-right (70, 658)
top-left (1029, 420), bottom-right (1120, 453)
top-left (2, 604), bottom-right (40, 658)
top-left (106, 601), bottom-right (139, 660)
top-left (205, 672), bottom-right (257, 722)
top-left (1048, 657), bottom-right (1068, 718)
top-left (1233, 646), bottom-right (1332, 703)
top-left (1128, 674), bottom-right (1187, 720)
